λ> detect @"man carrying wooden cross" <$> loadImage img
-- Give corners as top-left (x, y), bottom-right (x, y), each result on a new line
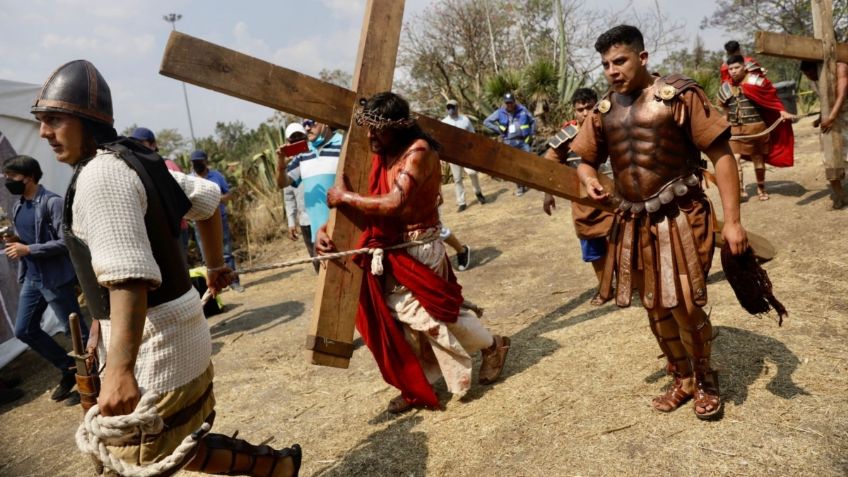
top-left (800, 59), bottom-right (848, 206)
top-left (572, 25), bottom-right (749, 420)
top-left (316, 92), bottom-right (511, 414)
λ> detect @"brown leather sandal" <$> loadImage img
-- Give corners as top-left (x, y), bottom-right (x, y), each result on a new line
top-left (693, 370), bottom-right (723, 420)
top-left (652, 374), bottom-right (694, 412)
top-left (387, 395), bottom-right (415, 414)
top-left (199, 432), bottom-right (302, 477)
top-left (589, 292), bottom-right (611, 306)
top-left (479, 335), bottom-right (511, 384)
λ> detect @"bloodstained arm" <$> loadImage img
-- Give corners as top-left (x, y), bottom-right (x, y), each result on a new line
top-left (329, 149), bottom-right (427, 217)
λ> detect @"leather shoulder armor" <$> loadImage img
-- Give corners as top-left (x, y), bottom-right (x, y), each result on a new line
top-left (547, 123), bottom-right (580, 149)
top-left (595, 91), bottom-right (613, 114)
top-left (717, 82), bottom-right (733, 103)
top-left (745, 74), bottom-right (766, 87)
top-left (653, 74), bottom-right (702, 101)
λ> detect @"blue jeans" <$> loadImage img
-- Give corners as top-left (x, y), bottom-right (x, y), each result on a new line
top-left (195, 212), bottom-right (239, 283)
top-left (14, 278), bottom-right (87, 373)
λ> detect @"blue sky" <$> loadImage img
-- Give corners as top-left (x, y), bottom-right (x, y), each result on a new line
top-left (0, 0), bottom-right (728, 142)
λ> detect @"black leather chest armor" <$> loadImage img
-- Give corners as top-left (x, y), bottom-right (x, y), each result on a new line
top-left (63, 139), bottom-right (193, 319)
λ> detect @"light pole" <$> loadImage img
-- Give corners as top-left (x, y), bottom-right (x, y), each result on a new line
top-left (163, 13), bottom-right (197, 150)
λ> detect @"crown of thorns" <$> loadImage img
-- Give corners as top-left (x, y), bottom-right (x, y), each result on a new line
top-left (354, 107), bottom-right (415, 130)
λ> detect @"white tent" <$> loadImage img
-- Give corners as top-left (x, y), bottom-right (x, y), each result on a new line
top-left (0, 79), bottom-right (75, 368)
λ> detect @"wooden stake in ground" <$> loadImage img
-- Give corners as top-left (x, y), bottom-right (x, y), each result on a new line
top-left (754, 0), bottom-right (847, 207)
top-left (160, 0), bottom-right (775, 369)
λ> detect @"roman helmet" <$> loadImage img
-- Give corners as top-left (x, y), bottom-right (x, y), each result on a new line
top-left (31, 60), bottom-right (113, 125)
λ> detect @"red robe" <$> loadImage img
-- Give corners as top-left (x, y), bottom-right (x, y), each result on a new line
top-left (354, 153), bottom-right (465, 409)
top-left (738, 75), bottom-right (794, 167)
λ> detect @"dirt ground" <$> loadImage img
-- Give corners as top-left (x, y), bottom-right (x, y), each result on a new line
top-left (1, 116), bottom-right (847, 477)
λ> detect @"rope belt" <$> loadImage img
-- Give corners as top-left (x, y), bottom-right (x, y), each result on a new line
top-left (75, 391), bottom-right (211, 477)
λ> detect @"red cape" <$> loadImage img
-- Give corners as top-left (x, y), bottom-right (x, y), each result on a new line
top-left (354, 153), bottom-right (465, 409)
top-left (740, 75), bottom-right (794, 167)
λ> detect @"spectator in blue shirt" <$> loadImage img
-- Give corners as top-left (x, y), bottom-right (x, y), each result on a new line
top-left (190, 150), bottom-right (243, 292)
top-left (4, 155), bottom-right (87, 404)
top-left (483, 92), bottom-right (536, 196)
top-left (276, 119), bottom-right (343, 243)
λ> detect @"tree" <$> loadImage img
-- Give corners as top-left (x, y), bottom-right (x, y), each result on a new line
top-left (318, 68), bottom-right (353, 88)
top-left (703, 0), bottom-right (848, 41)
top-left (398, 0), bottom-right (683, 129)
top-left (155, 128), bottom-right (187, 157)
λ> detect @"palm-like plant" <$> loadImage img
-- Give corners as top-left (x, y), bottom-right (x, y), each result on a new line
top-left (483, 70), bottom-right (522, 107)
top-left (522, 59), bottom-right (558, 128)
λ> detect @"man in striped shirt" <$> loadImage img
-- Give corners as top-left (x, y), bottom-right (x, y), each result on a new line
top-left (275, 119), bottom-right (344, 243)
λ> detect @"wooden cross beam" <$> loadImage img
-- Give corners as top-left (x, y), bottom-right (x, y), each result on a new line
top-left (754, 0), bottom-right (846, 182)
top-left (160, 0), bottom-right (774, 369)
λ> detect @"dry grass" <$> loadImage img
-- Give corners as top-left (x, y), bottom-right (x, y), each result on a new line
top-left (1, 117), bottom-right (846, 476)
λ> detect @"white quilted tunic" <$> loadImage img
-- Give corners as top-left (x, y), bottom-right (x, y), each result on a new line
top-left (73, 150), bottom-right (221, 393)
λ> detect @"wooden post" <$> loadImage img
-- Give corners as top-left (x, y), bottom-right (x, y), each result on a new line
top-left (811, 0), bottom-right (845, 183)
top-left (304, 0), bottom-right (406, 368)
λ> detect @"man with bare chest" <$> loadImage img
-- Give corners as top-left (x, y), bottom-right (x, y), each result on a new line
top-left (317, 92), bottom-right (510, 414)
top-left (571, 25), bottom-right (748, 420)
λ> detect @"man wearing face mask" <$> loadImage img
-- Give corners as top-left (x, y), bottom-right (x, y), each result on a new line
top-left (276, 119), bottom-right (344, 244)
top-left (4, 155), bottom-right (87, 405)
top-left (190, 150), bottom-right (243, 292)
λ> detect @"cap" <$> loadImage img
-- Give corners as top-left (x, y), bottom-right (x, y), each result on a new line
top-left (130, 127), bottom-right (155, 142)
top-left (190, 150), bottom-right (208, 161)
top-left (285, 123), bottom-right (306, 139)
top-left (446, 99), bottom-right (458, 107)
top-left (503, 93), bottom-right (515, 103)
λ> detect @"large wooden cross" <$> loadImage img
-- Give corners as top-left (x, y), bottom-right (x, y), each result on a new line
top-left (754, 0), bottom-right (847, 188)
top-left (161, 0), bottom-right (773, 369)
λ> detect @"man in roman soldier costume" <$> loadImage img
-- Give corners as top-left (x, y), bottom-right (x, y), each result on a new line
top-left (571, 26), bottom-right (749, 420)
top-left (718, 55), bottom-right (795, 201)
top-left (32, 60), bottom-right (301, 476)
top-left (542, 88), bottom-right (615, 305)
top-left (316, 92), bottom-right (511, 414)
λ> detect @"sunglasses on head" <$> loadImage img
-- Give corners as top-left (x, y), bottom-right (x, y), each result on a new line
top-left (302, 119), bottom-right (315, 128)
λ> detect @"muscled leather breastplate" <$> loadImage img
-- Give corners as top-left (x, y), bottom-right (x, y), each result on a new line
top-left (718, 82), bottom-right (763, 127)
top-left (63, 140), bottom-right (193, 320)
top-left (600, 80), bottom-right (702, 202)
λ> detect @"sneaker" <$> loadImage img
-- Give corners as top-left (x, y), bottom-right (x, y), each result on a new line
top-left (51, 369), bottom-right (76, 401)
top-left (457, 204), bottom-right (467, 213)
top-left (64, 391), bottom-right (81, 407)
top-left (456, 245), bottom-right (472, 271)
top-left (230, 282), bottom-right (245, 293)
top-left (476, 193), bottom-right (486, 205)
top-left (514, 186), bottom-right (526, 197)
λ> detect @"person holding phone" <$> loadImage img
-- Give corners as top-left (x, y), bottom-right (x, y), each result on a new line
top-left (275, 119), bottom-right (344, 244)
top-left (275, 123), bottom-right (318, 271)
